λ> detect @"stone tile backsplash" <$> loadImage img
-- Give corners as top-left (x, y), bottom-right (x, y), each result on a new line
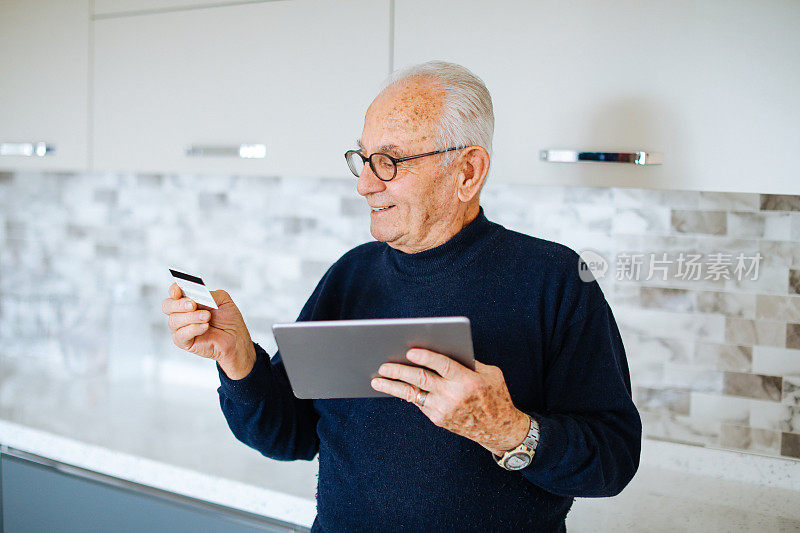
top-left (1, 170), bottom-right (799, 461)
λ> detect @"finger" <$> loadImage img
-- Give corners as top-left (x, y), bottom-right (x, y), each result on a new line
top-left (406, 348), bottom-right (469, 380)
top-left (162, 297), bottom-right (197, 314)
top-left (371, 377), bottom-right (419, 404)
top-left (173, 321), bottom-right (210, 350)
top-left (168, 310), bottom-right (211, 332)
top-left (472, 362), bottom-right (507, 386)
top-left (378, 362), bottom-right (441, 392)
top-left (169, 283), bottom-right (183, 299)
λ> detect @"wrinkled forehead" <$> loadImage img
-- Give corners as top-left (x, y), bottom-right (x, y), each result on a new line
top-left (362, 79), bottom-right (444, 154)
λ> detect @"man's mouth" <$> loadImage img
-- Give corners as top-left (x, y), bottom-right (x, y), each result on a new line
top-left (371, 205), bottom-right (394, 212)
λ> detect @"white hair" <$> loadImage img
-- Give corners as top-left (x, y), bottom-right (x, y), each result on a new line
top-left (380, 61), bottom-right (494, 168)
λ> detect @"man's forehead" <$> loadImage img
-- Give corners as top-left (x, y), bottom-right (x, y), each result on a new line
top-left (380, 81), bottom-right (443, 123)
top-left (360, 80), bottom-right (443, 154)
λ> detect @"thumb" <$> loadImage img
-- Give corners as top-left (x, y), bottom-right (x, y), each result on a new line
top-left (472, 360), bottom-right (493, 374)
top-left (209, 289), bottom-right (233, 307)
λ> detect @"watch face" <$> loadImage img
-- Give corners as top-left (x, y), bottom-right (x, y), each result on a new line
top-left (505, 452), bottom-right (531, 470)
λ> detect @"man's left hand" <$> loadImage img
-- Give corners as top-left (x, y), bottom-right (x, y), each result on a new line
top-left (371, 348), bottom-right (531, 456)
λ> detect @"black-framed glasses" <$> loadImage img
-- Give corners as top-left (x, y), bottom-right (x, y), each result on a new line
top-left (344, 145), bottom-right (466, 181)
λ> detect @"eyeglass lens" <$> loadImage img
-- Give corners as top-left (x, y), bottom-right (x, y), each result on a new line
top-left (370, 153), bottom-right (395, 180)
top-left (346, 151), bottom-right (396, 181)
top-left (346, 151), bottom-right (364, 177)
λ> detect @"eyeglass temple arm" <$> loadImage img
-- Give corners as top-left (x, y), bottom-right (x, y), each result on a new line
top-left (394, 145), bottom-right (466, 163)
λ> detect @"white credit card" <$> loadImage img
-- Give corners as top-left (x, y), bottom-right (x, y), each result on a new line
top-left (168, 268), bottom-right (218, 309)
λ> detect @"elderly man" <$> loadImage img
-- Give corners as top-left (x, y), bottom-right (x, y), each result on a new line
top-left (163, 61), bottom-right (641, 532)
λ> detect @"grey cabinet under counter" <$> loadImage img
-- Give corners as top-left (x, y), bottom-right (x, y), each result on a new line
top-left (0, 449), bottom-right (307, 533)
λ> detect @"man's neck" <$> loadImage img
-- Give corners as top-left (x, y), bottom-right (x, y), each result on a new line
top-left (389, 204), bottom-right (480, 254)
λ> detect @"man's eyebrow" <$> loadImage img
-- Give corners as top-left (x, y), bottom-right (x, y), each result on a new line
top-left (355, 139), bottom-right (402, 155)
top-left (378, 144), bottom-right (401, 154)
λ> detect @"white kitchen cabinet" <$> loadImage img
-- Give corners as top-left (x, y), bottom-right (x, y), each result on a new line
top-left (394, 0), bottom-right (800, 194)
top-left (92, 0), bottom-right (390, 177)
top-left (93, 0), bottom-right (265, 17)
top-left (0, 0), bottom-right (89, 172)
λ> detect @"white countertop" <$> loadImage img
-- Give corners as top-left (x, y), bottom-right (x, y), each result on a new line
top-left (2, 353), bottom-right (799, 531)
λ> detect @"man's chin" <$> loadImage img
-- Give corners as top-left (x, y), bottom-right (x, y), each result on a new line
top-left (370, 230), bottom-right (391, 243)
top-left (369, 224), bottom-right (399, 245)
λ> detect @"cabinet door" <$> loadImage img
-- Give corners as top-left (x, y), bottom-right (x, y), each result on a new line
top-left (0, 0), bottom-right (89, 172)
top-left (93, 0), bottom-right (390, 177)
top-left (93, 0), bottom-right (248, 17)
top-left (394, 0), bottom-right (800, 194)
top-left (1, 454), bottom-right (300, 532)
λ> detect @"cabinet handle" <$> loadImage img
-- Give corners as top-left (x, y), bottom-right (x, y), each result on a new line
top-left (539, 150), bottom-right (662, 165)
top-left (0, 142), bottom-right (56, 157)
top-left (185, 144), bottom-right (266, 159)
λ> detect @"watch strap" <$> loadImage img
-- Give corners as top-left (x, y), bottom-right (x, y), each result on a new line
top-left (522, 415), bottom-right (540, 450)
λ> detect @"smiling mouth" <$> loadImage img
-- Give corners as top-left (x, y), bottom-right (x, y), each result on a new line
top-left (371, 205), bottom-right (394, 212)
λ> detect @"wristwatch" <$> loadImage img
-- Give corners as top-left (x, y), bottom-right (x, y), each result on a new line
top-left (492, 415), bottom-right (540, 471)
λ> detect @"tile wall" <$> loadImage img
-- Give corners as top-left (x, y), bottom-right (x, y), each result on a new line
top-left (1, 170), bottom-right (798, 460)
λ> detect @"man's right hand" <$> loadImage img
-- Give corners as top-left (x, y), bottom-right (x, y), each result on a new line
top-left (162, 283), bottom-right (257, 380)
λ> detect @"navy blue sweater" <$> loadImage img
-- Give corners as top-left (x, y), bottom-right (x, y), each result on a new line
top-left (217, 206), bottom-right (641, 532)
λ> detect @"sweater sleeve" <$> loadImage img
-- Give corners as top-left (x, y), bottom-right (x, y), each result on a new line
top-left (216, 264), bottom-right (339, 461)
top-left (217, 343), bottom-right (320, 461)
top-left (519, 301), bottom-right (642, 497)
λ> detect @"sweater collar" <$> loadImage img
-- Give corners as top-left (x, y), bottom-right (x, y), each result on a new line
top-left (384, 206), bottom-right (500, 281)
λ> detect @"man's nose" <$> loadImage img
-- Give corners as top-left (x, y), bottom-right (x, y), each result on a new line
top-left (356, 163), bottom-right (386, 197)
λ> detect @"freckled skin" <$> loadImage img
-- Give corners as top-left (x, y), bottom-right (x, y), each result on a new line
top-left (435, 368), bottom-right (529, 453)
top-left (363, 79), bottom-right (530, 455)
top-left (374, 349), bottom-right (532, 456)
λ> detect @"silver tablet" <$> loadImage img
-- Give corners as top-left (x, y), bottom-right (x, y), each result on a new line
top-left (272, 316), bottom-right (475, 399)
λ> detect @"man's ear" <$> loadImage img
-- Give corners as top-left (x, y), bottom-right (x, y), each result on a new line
top-left (456, 146), bottom-right (490, 202)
